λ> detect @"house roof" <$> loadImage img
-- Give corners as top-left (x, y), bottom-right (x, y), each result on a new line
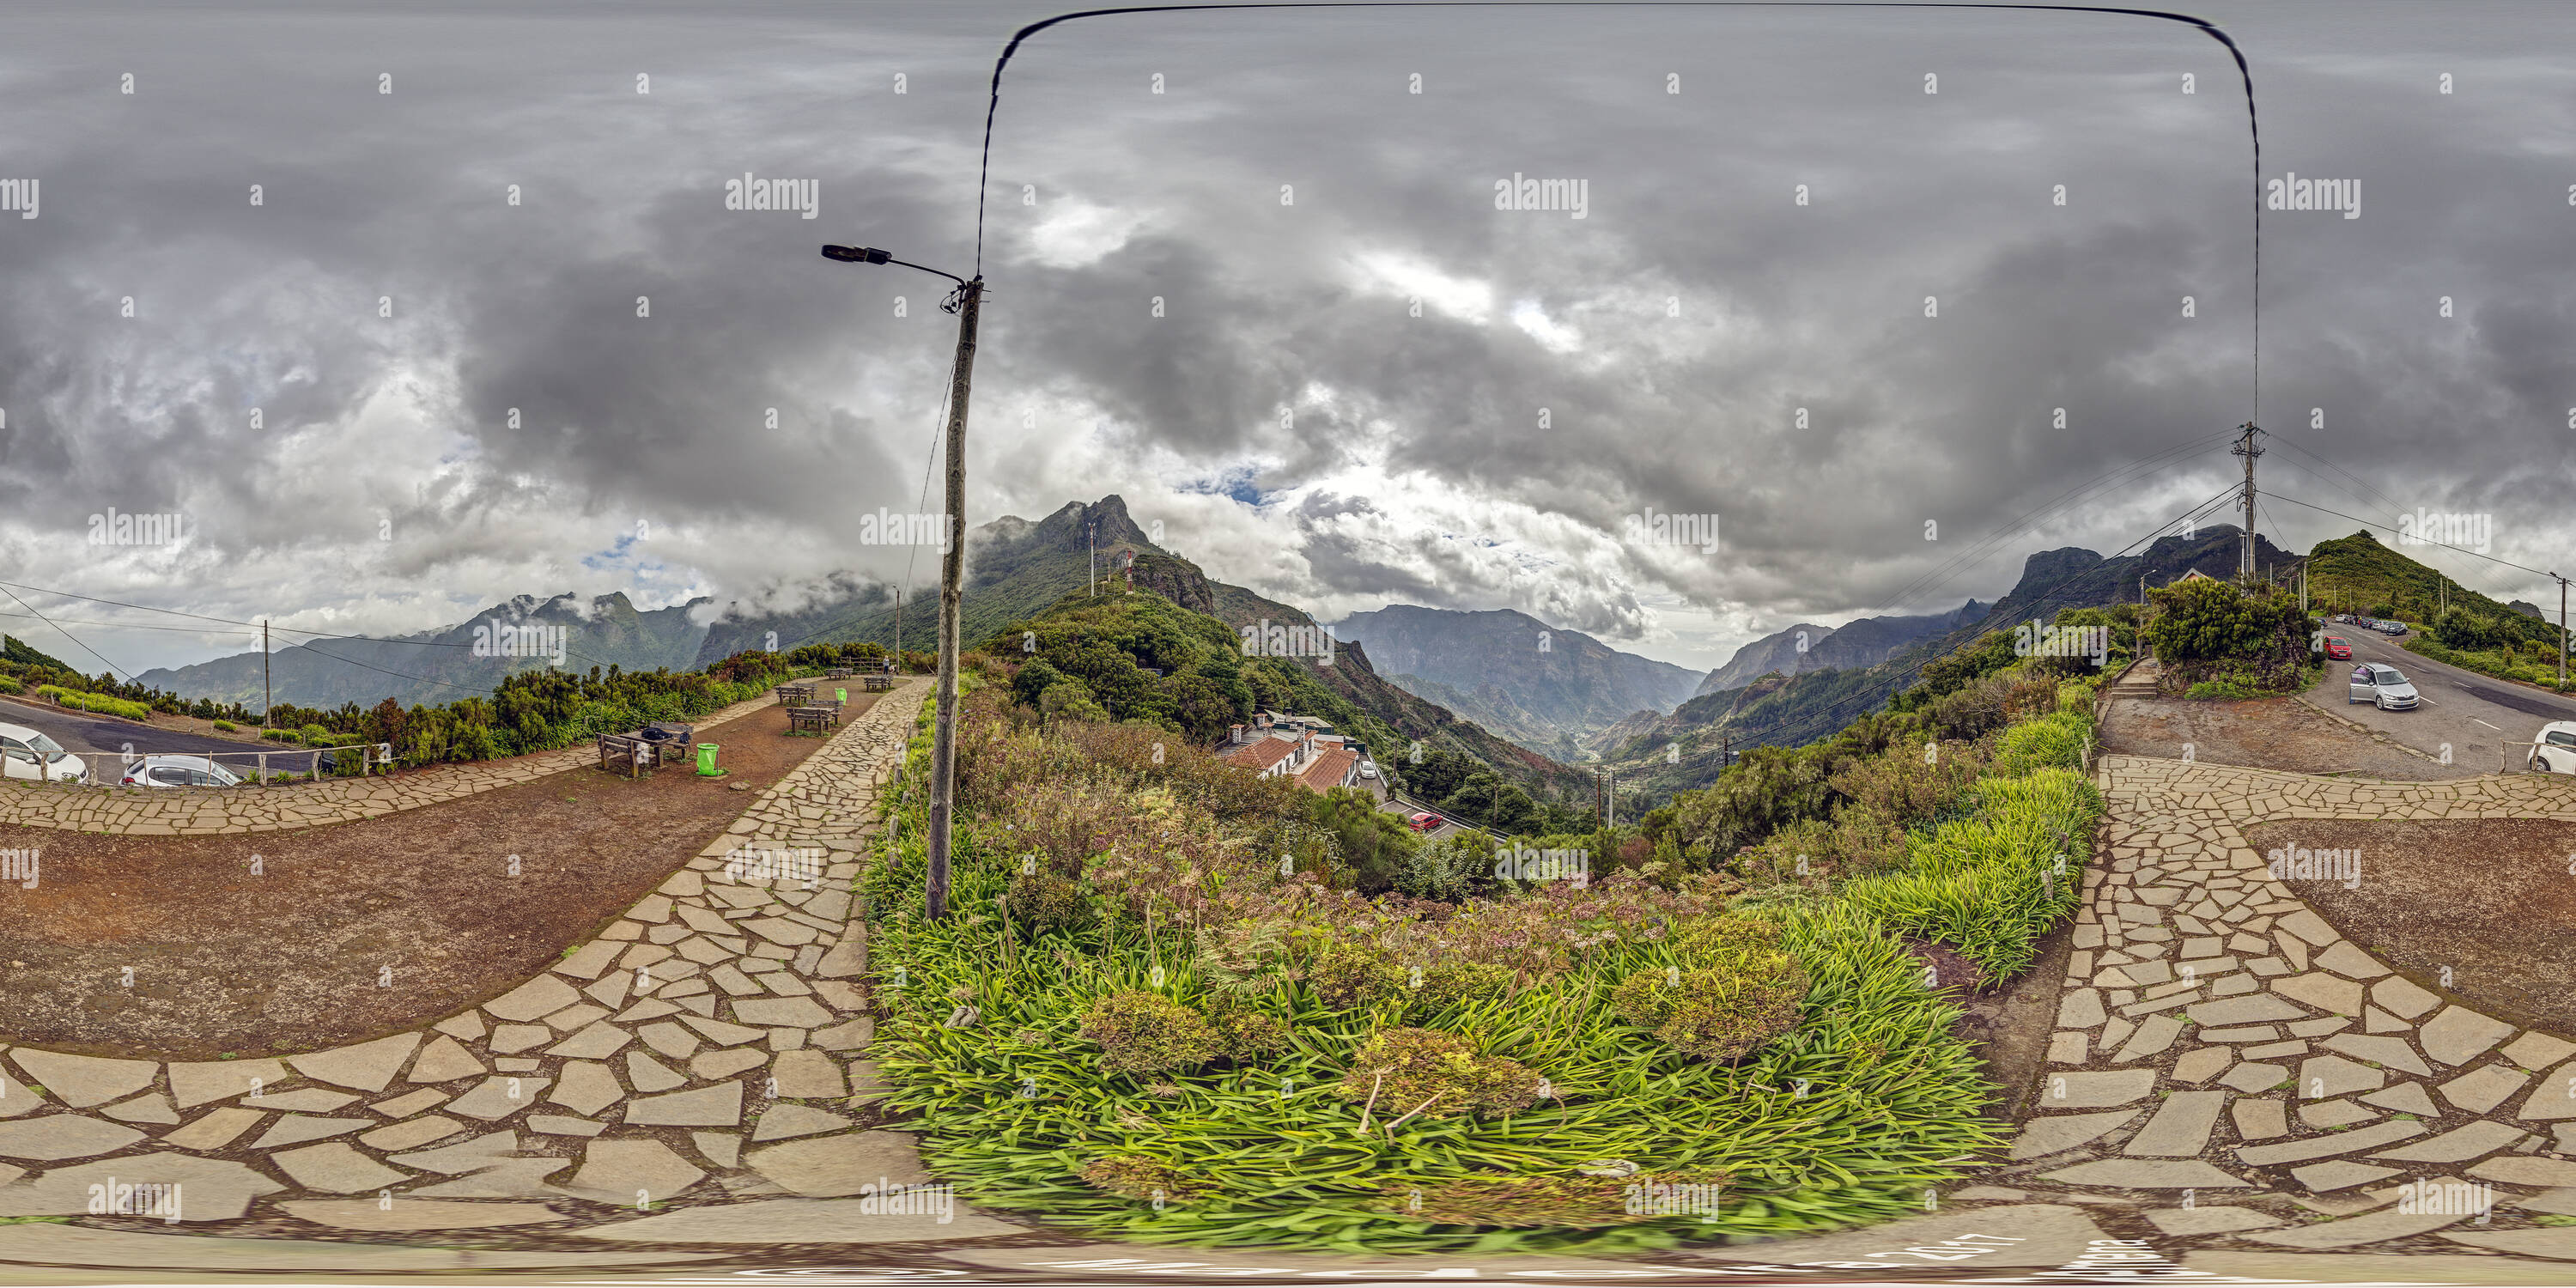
top-left (1223, 737), bottom-right (1299, 772)
top-left (1294, 747), bottom-right (1359, 792)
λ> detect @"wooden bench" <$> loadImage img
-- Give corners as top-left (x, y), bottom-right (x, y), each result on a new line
top-left (824, 667), bottom-right (854, 680)
top-left (598, 732), bottom-right (659, 778)
top-left (775, 683), bottom-right (814, 707)
top-left (787, 705), bottom-right (841, 736)
top-left (862, 674), bottom-right (894, 692)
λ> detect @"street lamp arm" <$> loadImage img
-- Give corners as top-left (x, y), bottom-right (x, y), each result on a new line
top-left (819, 245), bottom-right (966, 286)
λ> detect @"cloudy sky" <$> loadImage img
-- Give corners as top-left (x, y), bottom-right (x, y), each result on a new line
top-left (2, 0), bottom-right (2570, 679)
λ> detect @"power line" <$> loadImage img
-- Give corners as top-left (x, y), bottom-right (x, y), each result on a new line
top-left (2264, 492), bottom-right (2558, 580)
top-left (1739, 481), bottom-right (2245, 750)
top-left (0, 582), bottom-right (136, 681)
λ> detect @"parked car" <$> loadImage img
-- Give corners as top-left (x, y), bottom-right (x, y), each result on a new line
top-left (1358, 762), bottom-right (1378, 780)
top-left (2323, 635), bottom-right (2352, 660)
top-left (2375, 620), bottom-right (2408, 636)
top-left (119, 755), bottom-right (244, 788)
top-left (2348, 664), bottom-right (2420, 710)
top-left (1406, 811), bottom-right (1444, 832)
top-left (0, 722), bottom-right (88, 783)
top-left (2530, 721), bottom-right (2576, 774)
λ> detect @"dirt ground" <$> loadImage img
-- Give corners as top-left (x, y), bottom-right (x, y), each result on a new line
top-left (2099, 692), bottom-right (2459, 781)
top-left (1951, 909), bottom-right (2077, 1125)
top-left (0, 695), bottom-right (877, 1059)
top-left (2239, 817), bottom-right (2576, 1037)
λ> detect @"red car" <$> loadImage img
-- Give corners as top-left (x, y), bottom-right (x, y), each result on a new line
top-left (2323, 635), bottom-right (2352, 660)
top-left (1406, 811), bottom-right (1444, 833)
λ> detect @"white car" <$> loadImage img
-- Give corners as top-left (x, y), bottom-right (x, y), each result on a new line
top-left (0, 722), bottom-right (88, 783)
top-left (1358, 762), bottom-right (1378, 780)
top-left (2531, 721), bottom-right (2576, 774)
top-left (119, 754), bottom-right (244, 788)
top-left (2348, 664), bottom-right (2420, 710)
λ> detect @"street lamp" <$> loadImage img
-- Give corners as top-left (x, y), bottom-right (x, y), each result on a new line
top-left (823, 242), bottom-right (983, 921)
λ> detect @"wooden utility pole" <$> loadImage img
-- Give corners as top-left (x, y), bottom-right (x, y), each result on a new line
top-left (2230, 423), bottom-right (2264, 584)
top-left (925, 278), bottom-right (984, 921)
top-left (262, 620), bottom-right (271, 727)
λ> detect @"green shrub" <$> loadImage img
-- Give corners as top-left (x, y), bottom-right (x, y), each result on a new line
top-left (261, 728), bottom-right (301, 743)
top-left (1078, 993), bottom-right (1218, 1075)
top-left (1611, 916), bottom-right (1808, 1061)
top-left (1080, 1156), bottom-right (1213, 1203)
top-left (212, 720), bottom-right (235, 732)
top-left (1005, 872), bottom-right (1096, 935)
top-left (0, 677), bottom-right (20, 695)
top-left (1203, 994), bottom-right (1290, 1061)
top-left (1337, 1027), bottom-right (1543, 1121)
top-left (1406, 961), bottom-right (1513, 1017)
top-left (1990, 710), bottom-right (2087, 776)
top-left (1306, 942), bottom-right (1405, 1011)
top-left (35, 685), bottom-right (150, 720)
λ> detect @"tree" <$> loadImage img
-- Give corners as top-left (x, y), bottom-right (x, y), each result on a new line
top-left (1158, 673), bottom-right (1237, 744)
top-left (2142, 578), bottom-right (2305, 663)
top-left (2433, 607), bottom-right (2505, 651)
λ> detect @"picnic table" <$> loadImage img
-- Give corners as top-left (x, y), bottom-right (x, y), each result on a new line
top-left (863, 674), bottom-right (894, 692)
top-left (825, 666), bottom-right (854, 680)
top-left (598, 732), bottom-right (660, 778)
top-left (775, 683), bottom-right (814, 707)
top-left (787, 704), bottom-right (842, 735)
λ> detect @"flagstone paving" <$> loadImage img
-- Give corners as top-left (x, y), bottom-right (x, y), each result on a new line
top-left (0, 691), bottom-right (787, 834)
top-left (0, 680), bottom-right (1039, 1251)
top-left (1985, 752), bottom-right (2576, 1256)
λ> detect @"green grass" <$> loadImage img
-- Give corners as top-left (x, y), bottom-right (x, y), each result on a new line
top-left (34, 685), bottom-right (150, 720)
top-left (860, 699), bottom-right (2015, 1254)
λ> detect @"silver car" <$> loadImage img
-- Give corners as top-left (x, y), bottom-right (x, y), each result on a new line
top-left (119, 754), bottom-right (245, 787)
top-left (2348, 664), bottom-right (2419, 710)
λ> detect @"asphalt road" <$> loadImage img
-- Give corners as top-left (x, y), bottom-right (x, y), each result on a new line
top-left (0, 696), bottom-right (319, 773)
top-left (2313, 627), bottom-right (2576, 773)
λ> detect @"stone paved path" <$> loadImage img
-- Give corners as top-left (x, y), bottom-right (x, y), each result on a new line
top-left (0, 681), bottom-right (1013, 1250)
top-left (0, 693), bottom-right (787, 835)
top-left (1984, 753), bottom-right (2576, 1254)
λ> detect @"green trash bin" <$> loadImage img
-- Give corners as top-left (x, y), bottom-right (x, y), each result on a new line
top-left (835, 687), bottom-right (848, 704)
top-left (696, 744), bottom-right (726, 777)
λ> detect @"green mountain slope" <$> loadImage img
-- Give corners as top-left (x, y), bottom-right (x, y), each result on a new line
top-left (2306, 530), bottom-right (2563, 647)
top-left (135, 592), bottom-right (712, 709)
top-left (1330, 605), bottom-right (1705, 758)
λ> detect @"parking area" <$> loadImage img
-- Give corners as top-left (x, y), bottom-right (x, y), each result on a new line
top-left (2314, 626), bottom-right (2576, 773)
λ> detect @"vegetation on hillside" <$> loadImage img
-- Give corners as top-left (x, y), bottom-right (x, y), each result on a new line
top-left (858, 622), bottom-right (2107, 1249)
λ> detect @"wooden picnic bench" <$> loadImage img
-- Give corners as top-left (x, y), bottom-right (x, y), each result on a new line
top-left (863, 674), bottom-right (894, 692)
top-left (598, 732), bottom-right (660, 778)
top-left (775, 683), bottom-right (814, 707)
top-left (787, 704), bottom-right (841, 735)
top-left (824, 666), bottom-right (854, 679)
